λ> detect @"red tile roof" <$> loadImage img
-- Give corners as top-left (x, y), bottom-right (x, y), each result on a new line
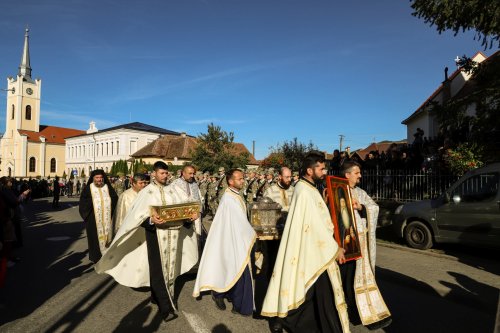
top-left (19, 125), bottom-right (85, 144)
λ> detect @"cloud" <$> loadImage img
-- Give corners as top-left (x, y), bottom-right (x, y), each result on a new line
top-left (42, 110), bottom-right (117, 129)
top-left (107, 55), bottom-right (311, 104)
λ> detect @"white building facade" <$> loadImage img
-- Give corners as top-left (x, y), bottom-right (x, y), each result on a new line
top-left (65, 121), bottom-right (181, 177)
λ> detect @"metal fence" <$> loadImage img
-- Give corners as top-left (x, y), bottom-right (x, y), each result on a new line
top-left (329, 169), bottom-right (460, 202)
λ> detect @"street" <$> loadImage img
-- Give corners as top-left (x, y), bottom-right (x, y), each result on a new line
top-left (0, 197), bottom-right (499, 333)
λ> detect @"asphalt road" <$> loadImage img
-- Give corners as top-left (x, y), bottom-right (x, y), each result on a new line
top-left (1, 197), bottom-right (498, 333)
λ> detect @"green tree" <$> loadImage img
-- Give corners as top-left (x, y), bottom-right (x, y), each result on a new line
top-left (190, 123), bottom-right (249, 173)
top-left (410, 0), bottom-right (500, 48)
top-left (267, 138), bottom-right (317, 171)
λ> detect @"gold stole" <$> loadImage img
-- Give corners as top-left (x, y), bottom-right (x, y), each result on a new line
top-left (90, 184), bottom-right (112, 253)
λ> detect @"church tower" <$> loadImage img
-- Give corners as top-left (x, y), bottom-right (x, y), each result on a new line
top-left (5, 28), bottom-right (42, 138)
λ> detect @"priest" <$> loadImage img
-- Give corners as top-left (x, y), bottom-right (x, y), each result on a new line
top-left (112, 173), bottom-right (148, 235)
top-left (79, 169), bottom-right (118, 263)
top-left (95, 161), bottom-right (198, 322)
top-left (261, 151), bottom-right (350, 333)
top-left (193, 169), bottom-right (256, 316)
top-left (166, 165), bottom-right (202, 236)
top-left (339, 161), bottom-right (391, 329)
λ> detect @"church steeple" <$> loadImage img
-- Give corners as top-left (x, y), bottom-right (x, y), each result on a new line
top-left (18, 28), bottom-right (32, 79)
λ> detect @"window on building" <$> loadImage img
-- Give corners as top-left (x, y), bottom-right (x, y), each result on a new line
top-left (50, 158), bottom-right (56, 173)
top-left (111, 142), bottom-right (114, 155)
top-left (11, 105), bottom-right (14, 119)
top-left (116, 141), bottom-right (119, 154)
top-left (25, 105), bottom-right (31, 120)
top-left (106, 143), bottom-right (109, 156)
top-left (101, 143), bottom-right (103, 156)
top-left (29, 157), bottom-right (36, 172)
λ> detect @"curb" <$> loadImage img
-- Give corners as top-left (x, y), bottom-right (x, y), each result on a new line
top-left (376, 240), bottom-right (459, 262)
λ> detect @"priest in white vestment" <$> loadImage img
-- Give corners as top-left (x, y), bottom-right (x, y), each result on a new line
top-left (261, 151), bottom-right (350, 333)
top-left (112, 173), bottom-right (148, 235)
top-left (79, 170), bottom-right (118, 263)
top-left (193, 169), bottom-right (257, 316)
top-left (95, 162), bottom-right (198, 322)
top-left (166, 165), bottom-right (203, 235)
top-left (338, 161), bottom-right (391, 329)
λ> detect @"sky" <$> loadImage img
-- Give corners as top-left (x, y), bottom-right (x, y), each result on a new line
top-left (0, 0), bottom-right (496, 160)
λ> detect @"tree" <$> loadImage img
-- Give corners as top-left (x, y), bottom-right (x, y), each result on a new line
top-left (110, 159), bottom-right (129, 175)
top-left (129, 159), bottom-right (153, 174)
top-left (410, 0), bottom-right (500, 48)
top-left (190, 123), bottom-right (249, 173)
top-left (267, 138), bottom-right (317, 171)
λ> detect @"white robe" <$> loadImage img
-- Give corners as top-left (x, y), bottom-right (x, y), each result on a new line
top-left (261, 180), bottom-right (350, 333)
top-left (350, 186), bottom-right (391, 325)
top-left (167, 177), bottom-right (202, 235)
top-left (113, 188), bottom-right (138, 235)
top-left (95, 182), bottom-right (198, 297)
top-left (193, 188), bottom-right (256, 296)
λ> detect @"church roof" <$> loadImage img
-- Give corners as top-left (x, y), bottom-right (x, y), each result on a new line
top-left (132, 135), bottom-right (259, 165)
top-left (66, 121), bottom-right (183, 139)
top-left (18, 125), bottom-right (86, 144)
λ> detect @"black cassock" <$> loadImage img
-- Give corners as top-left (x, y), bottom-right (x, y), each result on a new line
top-left (79, 184), bottom-right (118, 263)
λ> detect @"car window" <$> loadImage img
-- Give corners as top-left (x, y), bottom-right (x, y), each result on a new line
top-left (451, 172), bottom-right (499, 202)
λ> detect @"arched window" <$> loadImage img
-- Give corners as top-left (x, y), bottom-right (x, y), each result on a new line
top-left (106, 143), bottom-right (109, 156)
top-left (11, 105), bottom-right (15, 119)
top-left (29, 157), bottom-right (36, 172)
top-left (50, 158), bottom-right (56, 173)
top-left (89, 166), bottom-right (92, 173)
top-left (25, 105), bottom-right (31, 120)
top-left (8, 167), bottom-right (12, 177)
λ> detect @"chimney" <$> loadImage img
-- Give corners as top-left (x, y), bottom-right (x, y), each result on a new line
top-left (86, 121), bottom-right (98, 134)
top-left (442, 67), bottom-right (451, 102)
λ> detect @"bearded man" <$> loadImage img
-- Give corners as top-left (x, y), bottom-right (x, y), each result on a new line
top-left (261, 151), bottom-right (349, 333)
top-left (79, 170), bottom-right (118, 263)
top-left (95, 162), bottom-right (198, 322)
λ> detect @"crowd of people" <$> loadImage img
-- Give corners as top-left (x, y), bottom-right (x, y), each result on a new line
top-left (68, 152), bottom-right (390, 333)
top-left (330, 132), bottom-right (449, 174)
top-left (0, 151), bottom-right (394, 332)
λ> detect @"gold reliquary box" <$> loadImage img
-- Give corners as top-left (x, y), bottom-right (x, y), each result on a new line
top-left (150, 202), bottom-right (201, 227)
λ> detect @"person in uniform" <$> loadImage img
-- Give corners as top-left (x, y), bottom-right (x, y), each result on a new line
top-left (244, 170), bottom-right (260, 204)
top-left (256, 168), bottom-right (274, 199)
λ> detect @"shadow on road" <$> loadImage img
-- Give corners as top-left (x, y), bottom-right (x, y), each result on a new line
top-left (377, 266), bottom-right (497, 333)
top-left (113, 298), bottom-right (163, 333)
top-left (0, 198), bottom-right (92, 326)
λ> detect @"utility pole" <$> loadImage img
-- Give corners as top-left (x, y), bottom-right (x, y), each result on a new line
top-left (339, 134), bottom-right (345, 152)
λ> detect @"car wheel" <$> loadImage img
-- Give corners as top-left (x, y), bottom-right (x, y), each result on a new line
top-left (404, 221), bottom-right (433, 250)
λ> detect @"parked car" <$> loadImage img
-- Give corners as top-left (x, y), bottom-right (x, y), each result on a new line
top-left (392, 163), bottom-right (500, 250)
